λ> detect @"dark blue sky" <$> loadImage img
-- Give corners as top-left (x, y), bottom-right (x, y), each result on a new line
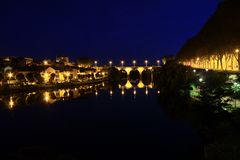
top-left (0, 0), bottom-right (219, 64)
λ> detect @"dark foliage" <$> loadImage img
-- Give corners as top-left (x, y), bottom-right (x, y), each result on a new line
top-left (177, 0), bottom-right (240, 60)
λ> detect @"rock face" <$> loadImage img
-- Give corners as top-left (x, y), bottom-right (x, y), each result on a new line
top-left (177, 0), bottom-right (240, 60)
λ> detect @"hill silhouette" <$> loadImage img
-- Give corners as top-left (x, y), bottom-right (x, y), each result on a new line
top-left (177, 0), bottom-right (240, 60)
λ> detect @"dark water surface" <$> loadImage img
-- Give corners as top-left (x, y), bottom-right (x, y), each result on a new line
top-left (0, 83), bottom-right (202, 159)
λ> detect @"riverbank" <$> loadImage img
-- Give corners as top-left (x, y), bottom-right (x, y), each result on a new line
top-left (0, 78), bottom-right (107, 95)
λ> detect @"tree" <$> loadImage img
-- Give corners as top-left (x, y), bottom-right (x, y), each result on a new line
top-left (26, 73), bottom-right (35, 83)
top-left (0, 73), bottom-right (3, 81)
top-left (16, 73), bottom-right (26, 84)
top-left (49, 73), bottom-right (56, 83)
top-left (34, 73), bottom-right (44, 84)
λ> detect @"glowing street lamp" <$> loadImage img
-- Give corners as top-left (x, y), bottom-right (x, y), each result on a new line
top-left (7, 72), bottom-right (13, 84)
top-left (109, 61), bottom-right (113, 67)
top-left (8, 72), bottom-right (13, 79)
top-left (43, 60), bottom-right (48, 65)
top-left (94, 61), bottom-right (98, 67)
top-left (157, 60), bottom-right (160, 67)
top-left (235, 49), bottom-right (239, 53)
top-left (133, 60), bottom-right (136, 67)
top-left (199, 78), bottom-right (203, 82)
top-left (144, 60), bottom-right (148, 67)
top-left (121, 60), bottom-right (124, 67)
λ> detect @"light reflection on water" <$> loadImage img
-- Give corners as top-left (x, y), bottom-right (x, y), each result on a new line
top-left (0, 81), bottom-right (160, 110)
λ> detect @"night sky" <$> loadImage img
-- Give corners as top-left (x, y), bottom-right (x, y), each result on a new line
top-left (0, 0), bottom-right (219, 64)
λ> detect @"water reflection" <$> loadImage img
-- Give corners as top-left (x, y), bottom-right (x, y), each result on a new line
top-left (0, 80), bottom-right (160, 109)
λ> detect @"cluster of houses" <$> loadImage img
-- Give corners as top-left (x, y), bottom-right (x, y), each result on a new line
top-left (0, 56), bottom-right (107, 86)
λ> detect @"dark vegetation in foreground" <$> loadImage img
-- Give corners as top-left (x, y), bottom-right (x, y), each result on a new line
top-left (157, 60), bottom-right (240, 160)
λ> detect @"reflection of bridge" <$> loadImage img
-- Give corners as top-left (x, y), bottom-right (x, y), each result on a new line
top-left (119, 80), bottom-right (153, 89)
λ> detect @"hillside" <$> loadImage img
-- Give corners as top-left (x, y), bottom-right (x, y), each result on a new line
top-left (177, 0), bottom-right (240, 60)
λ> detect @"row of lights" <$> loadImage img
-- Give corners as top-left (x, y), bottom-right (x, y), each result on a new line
top-left (94, 60), bottom-right (161, 67)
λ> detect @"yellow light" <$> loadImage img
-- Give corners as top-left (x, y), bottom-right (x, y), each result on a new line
top-left (133, 60), bottom-right (136, 64)
top-left (121, 60), bottom-right (124, 65)
top-left (94, 61), bottom-right (98, 65)
top-left (95, 91), bottom-right (98, 96)
top-left (8, 72), bottom-right (13, 79)
top-left (9, 96), bottom-right (14, 109)
top-left (66, 72), bottom-right (70, 77)
top-left (145, 60), bottom-right (148, 64)
top-left (44, 92), bottom-right (50, 103)
top-left (196, 57), bottom-right (200, 61)
top-left (121, 90), bottom-right (125, 95)
top-left (110, 90), bottom-right (113, 96)
top-left (157, 91), bottom-right (160, 94)
top-left (235, 49), bottom-right (239, 53)
top-left (43, 60), bottom-right (48, 65)
top-left (145, 88), bottom-right (148, 95)
top-left (133, 88), bottom-right (136, 95)
top-left (44, 73), bottom-right (49, 82)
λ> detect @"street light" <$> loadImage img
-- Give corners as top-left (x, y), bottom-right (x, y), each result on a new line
top-left (157, 60), bottom-right (160, 67)
top-left (121, 60), bottom-right (124, 67)
top-left (7, 72), bottom-right (13, 84)
top-left (133, 60), bottom-right (136, 67)
top-left (109, 61), bottom-right (113, 67)
top-left (144, 60), bottom-right (148, 67)
top-left (94, 61), bottom-right (98, 67)
top-left (43, 60), bottom-right (48, 65)
top-left (235, 49), bottom-right (239, 53)
top-left (8, 72), bottom-right (13, 79)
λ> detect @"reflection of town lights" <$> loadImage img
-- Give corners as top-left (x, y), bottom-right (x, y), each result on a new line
top-left (133, 89), bottom-right (136, 95)
top-left (44, 92), bottom-right (50, 103)
top-left (9, 96), bottom-right (14, 109)
top-left (145, 87), bottom-right (148, 95)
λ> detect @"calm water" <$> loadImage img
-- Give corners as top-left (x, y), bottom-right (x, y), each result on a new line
top-left (0, 82), bottom-right (202, 159)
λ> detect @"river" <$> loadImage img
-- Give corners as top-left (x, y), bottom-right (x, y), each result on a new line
top-left (0, 81), bottom-right (202, 159)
